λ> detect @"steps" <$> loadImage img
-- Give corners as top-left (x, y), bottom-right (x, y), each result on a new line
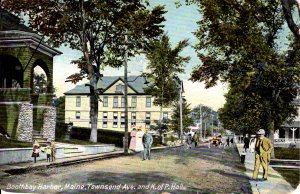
top-left (32, 130), bottom-right (50, 147)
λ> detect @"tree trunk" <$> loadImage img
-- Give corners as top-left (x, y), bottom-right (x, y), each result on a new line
top-left (89, 77), bottom-right (98, 143)
top-left (266, 116), bottom-right (275, 158)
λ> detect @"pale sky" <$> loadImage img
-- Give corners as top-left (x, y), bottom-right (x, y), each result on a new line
top-left (52, 0), bottom-right (227, 111)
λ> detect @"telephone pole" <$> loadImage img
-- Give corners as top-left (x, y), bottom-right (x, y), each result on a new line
top-left (123, 34), bottom-right (129, 154)
top-left (179, 80), bottom-right (183, 144)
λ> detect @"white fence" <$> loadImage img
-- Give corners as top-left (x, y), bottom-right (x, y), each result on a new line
top-left (274, 138), bottom-right (300, 144)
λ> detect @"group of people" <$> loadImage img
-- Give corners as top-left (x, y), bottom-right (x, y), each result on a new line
top-left (129, 125), bottom-right (153, 160)
top-left (32, 141), bottom-right (56, 163)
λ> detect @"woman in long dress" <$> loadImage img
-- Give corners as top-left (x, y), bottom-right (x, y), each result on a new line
top-left (129, 127), bottom-right (137, 151)
top-left (135, 125), bottom-right (144, 152)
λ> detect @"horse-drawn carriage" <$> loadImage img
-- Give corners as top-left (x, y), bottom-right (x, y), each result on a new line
top-left (210, 136), bottom-right (222, 147)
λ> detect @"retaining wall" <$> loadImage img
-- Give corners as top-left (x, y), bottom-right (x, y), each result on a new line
top-left (0, 144), bottom-right (115, 165)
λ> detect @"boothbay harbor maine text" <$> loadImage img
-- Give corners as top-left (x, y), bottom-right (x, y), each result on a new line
top-left (0, 0), bottom-right (299, 194)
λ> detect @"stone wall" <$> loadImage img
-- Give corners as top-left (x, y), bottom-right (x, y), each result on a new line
top-left (42, 106), bottom-right (56, 141)
top-left (16, 103), bottom-right (33, 142)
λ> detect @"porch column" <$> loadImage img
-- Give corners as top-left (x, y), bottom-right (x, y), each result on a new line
top-left (42, 106), bottom-right (56, 141)
top-left (16, 103), bottom-right (33, 142)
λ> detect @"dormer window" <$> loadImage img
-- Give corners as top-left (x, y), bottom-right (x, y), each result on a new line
top-left (115, 84), bottom-right (124, 93)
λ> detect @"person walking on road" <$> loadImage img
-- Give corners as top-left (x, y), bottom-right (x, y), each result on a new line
top-left (253, 129), bottom-right (273, 181)
top-left (142, 129), bottom-right (153, 160)
top-left (244, 134), bottom-right (250, 152)
top-left (186, 133), bottom-right (193, 149)
top-left (193, 131), bottom-right (200, 147)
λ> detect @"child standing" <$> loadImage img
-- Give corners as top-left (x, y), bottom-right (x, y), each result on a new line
top-left (32, 141), bottom-right (40, 163)
top-left (46, 145), bottom-right (51, 162)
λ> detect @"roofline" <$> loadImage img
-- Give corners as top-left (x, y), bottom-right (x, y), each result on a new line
top-left (0, 30), bottom-right (62, 57)
top-left (102, 77), bottom-right (140, 94)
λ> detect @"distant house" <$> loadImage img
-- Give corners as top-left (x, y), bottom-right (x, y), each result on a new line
top-left (64, 76), bottom-right (172, 132)
top-left (278, 93), bottom-right (300, 142)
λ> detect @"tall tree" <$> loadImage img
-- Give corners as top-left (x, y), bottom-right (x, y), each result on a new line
top-left (170, 101), bottom-right (193, 137)
top-left (1, 0), bottom-right (166, 142)
top-left (144, 34), bottom-right (190, 132)
top-left (189, 0), bottom-right (300, 144)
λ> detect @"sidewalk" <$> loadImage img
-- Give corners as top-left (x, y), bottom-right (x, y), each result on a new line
top-left (0, 145), bottom-right (174, 178)
top-left (236, 144), bottom-right (298, 194)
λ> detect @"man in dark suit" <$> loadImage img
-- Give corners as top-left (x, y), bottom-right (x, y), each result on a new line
top-left (142, 129), bottom-right (153, 160)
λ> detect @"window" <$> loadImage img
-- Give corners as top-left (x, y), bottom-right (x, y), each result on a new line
top-left (121, 97), bottom-right (125, 108)
top-left (116, 84), bottom-right (124, 93)
top-left (146, 97), bottom-right (151, 107)
top-left (145, 112), bottom-right (151, 126)
top-left (113, 97), bottom-right (118, 108)
top-left (131, 112), bottom-right (136, 126)
top-left (163, 112), bottom-right (168, 120)
top-left (131, 96), bottom-right (137, 107)
top-left (113, 112), bottom-right (118, 128)
top-left (103, 97), bottom-right (108, 107)
top-left (75, 111), bottom-right (80, 119)
top-left (121, 112), bottom-right (125, 128)
top-left (76, 96), bottom-right (81, 107)
top-left (103, 112), bottom-right (108, 128)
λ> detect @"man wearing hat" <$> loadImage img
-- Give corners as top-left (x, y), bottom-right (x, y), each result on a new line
top-left (142, 129), bottom-right (153, 160)
top-left (253, 129), bottom-right (273, 180)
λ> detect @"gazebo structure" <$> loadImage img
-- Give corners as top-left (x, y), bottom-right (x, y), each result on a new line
top-left (0, 8), bottom-right (62, 142)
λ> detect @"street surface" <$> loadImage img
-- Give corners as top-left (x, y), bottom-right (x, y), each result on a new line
top-left (0, 146), bottom-right (252, 194)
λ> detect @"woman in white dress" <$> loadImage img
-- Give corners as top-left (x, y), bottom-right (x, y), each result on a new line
top-left (135, 125), bottom-right (144, 152)
top-left (249, 135), bottom-right (256, 153)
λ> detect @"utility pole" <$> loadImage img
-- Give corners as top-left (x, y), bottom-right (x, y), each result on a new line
top-left (211, 114), bottom-right (214, 136)
top-left (123, 34), bottom-right (129, 154)
top-left (204, 122), bottom-right (206, 139)
top-left (179, 80), bottom-right (183, 144)
top-left (199, 105), bottom-right (202, 139)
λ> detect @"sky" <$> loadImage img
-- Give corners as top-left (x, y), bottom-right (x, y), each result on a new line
top-left (52, 0), bottom-right (227, 111)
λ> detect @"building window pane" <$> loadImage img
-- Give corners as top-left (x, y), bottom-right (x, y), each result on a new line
top-left (121, 97), bottom-right (125, 108)
top-left (146, 97), bottom-right (151, 107)
top-left (76, 96), bottom-right (81, 107)
top-left (163, 112), bottom-right (168, 120)
top-left (103, 112), bottom-right (108, 128)
top-left (131, 112), bottom-right (136, 126)
top-left (113, 97), bottom-right (118, 108)
top-left (75, 111), bottom-right (80, 119)
top-left (103, 97), bottom-right (108, 107)
top-left (121, 112), bottom-right (125, 128)
top-left (145, 112), bottom-right (151, 125)
top-left (131, 96), bottom-right (137, 107)
top-left (116, 84), bottom-right (124, 93)
top-left (113, 112), bottom-right (118, 128)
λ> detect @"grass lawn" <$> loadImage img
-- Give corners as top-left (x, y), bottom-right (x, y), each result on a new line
top-left (274, 147), bottom-right (300, 160)
top-left (0, 136), bottom-right (32, 148)
top-left (274, 168), bottom-right (300, 189)
top-left (274, 147), bottom-right (300, 189)
top-left (55, 138), bottom-right (101, 145)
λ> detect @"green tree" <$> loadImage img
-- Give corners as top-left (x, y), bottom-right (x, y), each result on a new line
top-left (189, 0), bottom-right (300, 145)
top-left (170, 101), bottom-right (193, 137)
top-left (1, 0), bottom-right (166, 142)
top-left (144, 34), bottom-right (190, 131)
top-left (32, 73), bottom-right (47, 94)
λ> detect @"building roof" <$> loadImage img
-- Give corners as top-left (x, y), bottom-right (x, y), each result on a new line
top-left (281, 121), bottom-right (300, 128)
top-left (64, 76), bottom-right (148, 95)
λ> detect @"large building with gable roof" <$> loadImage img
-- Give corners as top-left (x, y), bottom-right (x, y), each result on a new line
top-left (64, 76), bottom-right (172, 132)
